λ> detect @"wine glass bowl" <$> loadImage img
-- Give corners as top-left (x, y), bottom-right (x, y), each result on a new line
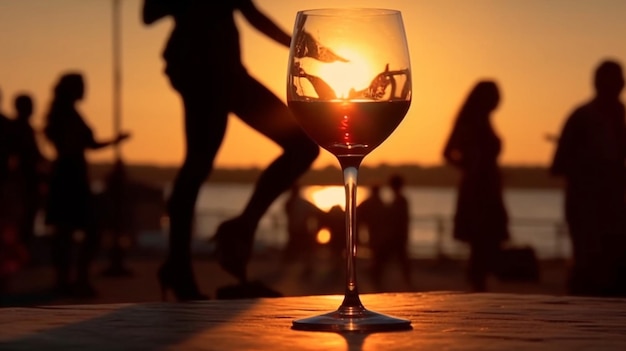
top-left (288, 8), bottom-right (411, 160)
top-left (287, 8), bottom-right (412, 332)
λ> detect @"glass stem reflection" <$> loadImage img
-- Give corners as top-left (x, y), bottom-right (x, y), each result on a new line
top-left (339, 160), bottom-right (366, 316)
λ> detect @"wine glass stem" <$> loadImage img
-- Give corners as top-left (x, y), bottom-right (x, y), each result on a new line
top-left (339, 162), bottom-right (365, 315)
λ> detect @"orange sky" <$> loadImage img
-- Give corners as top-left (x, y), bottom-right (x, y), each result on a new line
top-left (1, 0), bottom-right (625, 169)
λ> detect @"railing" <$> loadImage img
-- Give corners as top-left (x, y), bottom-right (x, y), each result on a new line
top-left (32, 207), bottom-right (569, 261)
top-left (186, 210), bottom-right (570, 260)
top-left (410, 215), bottom-right (570, 260)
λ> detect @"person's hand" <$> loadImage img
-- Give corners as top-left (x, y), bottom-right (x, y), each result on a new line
top-left (116, 132), bottom-right (131, 144)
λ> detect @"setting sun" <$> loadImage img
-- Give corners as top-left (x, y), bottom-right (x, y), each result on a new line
top-left (0, 0), bottom-right (625, 168)
top-left (316, 48), bottom-right (375, 98)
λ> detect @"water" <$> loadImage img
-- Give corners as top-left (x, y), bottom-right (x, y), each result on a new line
top-left (181, 184), bottom-right (568, 260)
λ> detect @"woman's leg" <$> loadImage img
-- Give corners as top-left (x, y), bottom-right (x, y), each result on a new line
top-left (468, 242), bottom-right (488, 292)
top-left (51, 226), bottom-right (73, 293)
top-left (167, 89), bottom-right (228, 272)
top-left (468, 240), bottom-right (500, 292)
top-left (75, 202), bottom-right (100, 296)
top-left (398, 241), bottom-right (413, 289)
top-left (213, 74), bottom-right (318, 281)
top-left (231, 75), bottom-right (319, 226)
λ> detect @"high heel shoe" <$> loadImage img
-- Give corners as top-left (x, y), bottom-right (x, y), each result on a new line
top-left (157, 262), bottom-right (209, 301)
top-left (213, 218), bottom-right (255, 282)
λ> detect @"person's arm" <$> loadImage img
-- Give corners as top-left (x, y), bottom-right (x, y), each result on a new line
top-left (89, 133), bottom-right (131, 150)
top-left (443, 126), bottom-right (466, 169)
top-left (238, 0), bottom-right (291, 48)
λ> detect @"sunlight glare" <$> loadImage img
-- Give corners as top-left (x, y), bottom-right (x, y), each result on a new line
top-left (317, 47), bottom-right (374, 98)
top-left (309, 186), bottom-right (345, 211)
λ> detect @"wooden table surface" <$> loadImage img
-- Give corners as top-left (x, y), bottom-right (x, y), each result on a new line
top-left (1, 291), bottom-right (626, 350)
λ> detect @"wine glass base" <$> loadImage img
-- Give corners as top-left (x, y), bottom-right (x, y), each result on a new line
top-left (292, 309), bottom-right (411, 332)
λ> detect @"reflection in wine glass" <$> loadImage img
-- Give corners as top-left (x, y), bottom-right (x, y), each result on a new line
top-left (287, 8), bottom-right (412, 332)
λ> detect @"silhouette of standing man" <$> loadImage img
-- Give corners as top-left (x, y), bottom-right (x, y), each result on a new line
top-left (551, 60), bottom-right (626, 297)
top-left (143, 0), bottom-right (319, 300)
top-left (443, 80), bottom-right (509, 292)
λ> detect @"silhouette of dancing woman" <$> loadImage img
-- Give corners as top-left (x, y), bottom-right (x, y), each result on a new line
top-left (551, 60), bottom-right (626, 296)
top-left (44, 73), bottom-right (130, 296)
top-left (443, 80), bottom-right (509, 292)
top-left (142, 0), bottom-right (318, 300)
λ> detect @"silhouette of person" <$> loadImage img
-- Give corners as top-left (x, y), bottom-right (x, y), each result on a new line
top-left (322, 204), bottom-right (346, 269)
top-left (357, 184), bottom-right (388, 288)
top-left (283, 184), bottom-right (323, 276)
top-left (98, 160), bottom-right (135, 277)
top-left (11, 94), bottom-right (47, 250)
top-left (387, 174), bottom-right (413, 289)
top-left (0, 88), bottom-right (20, 259)
top-left (443, 80), bottom-right (509, 292)
top-left (550, 59), bottom-right (626, 297)
top-left (0, 87), bottom-right (14, 201)
top-left (142, 0), bottom-right (319, 299)
top-left (44, 72), bottom-right (130, 297)
top-left (0, 225), bottom-right (29, 294)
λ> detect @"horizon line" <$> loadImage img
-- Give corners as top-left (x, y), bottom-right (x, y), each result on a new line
top-left (90, 161), bottom-right (551, 169)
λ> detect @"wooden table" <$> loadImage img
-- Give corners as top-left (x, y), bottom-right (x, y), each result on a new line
top-left (1, 292), bottom-right (626, 350)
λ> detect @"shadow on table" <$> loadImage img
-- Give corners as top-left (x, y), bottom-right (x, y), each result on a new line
top-left (0, 299), bottom-right (259, 351)
top-left (0, 302), bottom-right (413, 351)
top-left (342, 333), bottom-right (368, 351)
top-left (1, 289), bottom-right (62, 307)
top-left (321, 330), bottom-right (413, 351)
top-left (342, 332), bottom-right (377, 351)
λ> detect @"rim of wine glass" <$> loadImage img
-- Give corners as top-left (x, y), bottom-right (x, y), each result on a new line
top-left (297, 8), bottom-right (401, 17)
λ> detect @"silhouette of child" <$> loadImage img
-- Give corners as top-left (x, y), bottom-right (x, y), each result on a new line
top-left (0, 88), bottom-right (14, 203)
top-left (11, 94), bottom-right (47, 250)
top-left (0, 88), bottom-right (17, 245)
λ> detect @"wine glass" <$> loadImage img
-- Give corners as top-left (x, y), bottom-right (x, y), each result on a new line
top-left (287, 8), bottom-right (412, 332)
